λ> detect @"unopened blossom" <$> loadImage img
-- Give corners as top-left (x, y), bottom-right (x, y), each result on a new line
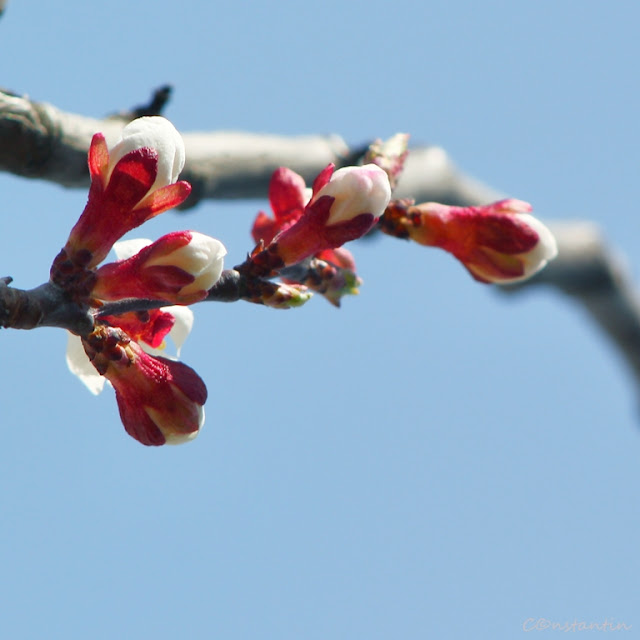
top-left (248, 163), bottom-right (391, 272)
top-left (309, 163), bottom-right (391, 226)
top-left (67, 231), bottom-right (196, 396)
top-left (259, 282), bottom-right (312, 309)
top-left (92, 231), bottom-right (227, 304)
top-left (56, 116), bottom-right (191, 272)
top-left (405, 199), bottom-right (558, 284)
top-left (81, 325), bottom-right (207, 446)
top-left (106, 116), bottom-right (185, 194)
top-left (101, 238), bottom-right (195, 352)
top-left (67, 305), bottom-right (194, 395)
top-left (298, 254), bottom-right (363, 307)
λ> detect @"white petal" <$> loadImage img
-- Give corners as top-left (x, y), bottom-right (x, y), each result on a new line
top-left (66, 333), bottom-right (105, 395)
top-left (166, 306), bottom-right (194, 357)
top-left (145, 233), bottom-right (227, 296)
top-left (164, 407), bottom-right (205, 446)
top-left (483, 214), bottom-right (559, 285)
top-left (107, 116), bottom-right (185, 190)
top-left (139, 306), bottom-right (194, 359)
top-left (318, 164), bottom-right (391, 225)
top-left (113, 238), bottom-right (152, 260)
top-left (517, 214), bottom-right (559, 279)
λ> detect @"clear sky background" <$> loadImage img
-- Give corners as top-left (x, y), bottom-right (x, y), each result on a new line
top-left (1, 1), bottom-right (639, 638)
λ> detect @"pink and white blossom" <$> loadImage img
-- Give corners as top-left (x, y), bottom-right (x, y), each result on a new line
top-left (66, 237), bottom-right (196, 396)
top-left (106, 116), bottom-right (185, 194)
top-left (267, 163), bottom-right (391, 266)
top-left (92, 231), bottom-right (227, 304)
top-left (79, 325), bottom-right (207, 446)
top-left (407, 199), bottom-right (558, 284)
top-left (57, 116), bottom-right (191, 271)
top-left (66, 305), bottom-right (194, 395)
top-left (311, 164), bottom-right (391, 226)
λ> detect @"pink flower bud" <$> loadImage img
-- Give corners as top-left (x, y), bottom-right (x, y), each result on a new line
top-left (92, 231), bottom-right (227, 304)
top-left (408, 199), bottom-right (558, 284)
top-left (82, 326), bottom-right (207, 446)
top-left (271, 164), bottom-right (391, 266)
top-left (66, 305), bottom-right (193, 395)
top-left (60, 117), bottom-right (191, 269)
top-left (310, 164), bottom-right (391, 226)
top-left (106, 117), bottom-right (185, 193)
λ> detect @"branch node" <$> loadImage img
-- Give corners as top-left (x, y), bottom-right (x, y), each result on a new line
top-left (110, 85), bottom-right (174, 121)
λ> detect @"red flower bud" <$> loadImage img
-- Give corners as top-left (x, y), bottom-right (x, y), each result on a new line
top-left (62, 117), bottom-right (191, 269)
top-left (407, 199), bottom-right (558, 283)
top-left (82, 326), bottom-right (207, 446)
top-left (257, 164), bottom-right (391, 268)
top-left (92, 231), bottom-right (227, 304)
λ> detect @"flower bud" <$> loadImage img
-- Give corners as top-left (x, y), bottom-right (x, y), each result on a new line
top-left (260, 164), bottom-right (391, 269)
top-left (66, 305), bottom-right (194, 395)
top-left (60, 117), bottom-right (191, 270)
top-left (407, 199), bottom-right (558, 284)
top-left (106, 116), bottom-right (185, 193)
top-left (92, 231), bottom-right (227, 304)
top-left (260, 282), bottom-right (312, 309)
top-left (310, 164), bottom-right (391, 226)
top-left (81, 326), bottom-right (207, 446)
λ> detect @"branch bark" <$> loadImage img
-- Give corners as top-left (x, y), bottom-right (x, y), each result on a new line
top-left (0, 88), bottom-right (497, 208)
top-left (2, 88), bottom-right (640, 396)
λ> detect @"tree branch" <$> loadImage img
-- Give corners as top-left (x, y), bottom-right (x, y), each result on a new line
top-left (2, 88), bottom-right (640, 395)
top-left (0, 89), bottom-right (351, 207)
top-left (0, 88), bottom-right (496, 208)
top-left (0, 279), bottom-right (93, 333)
top-left (500, 222), bottom-right (640, 389)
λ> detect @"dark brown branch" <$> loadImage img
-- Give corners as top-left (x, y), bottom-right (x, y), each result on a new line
top-left (0, 280), bottom-right (93, 333)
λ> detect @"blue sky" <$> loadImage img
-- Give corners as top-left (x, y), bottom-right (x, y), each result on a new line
top-left (1, 1), bottom-right (639, 638)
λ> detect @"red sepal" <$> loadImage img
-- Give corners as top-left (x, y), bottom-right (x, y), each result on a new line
top-left (101, 310), bottom-right (175, 349)
top-left (134, 180), bottom-right (192, 217)
top-left (88, 133), bottom-right (109, 187)
top-left (311, 163), bottom-right (334, 194)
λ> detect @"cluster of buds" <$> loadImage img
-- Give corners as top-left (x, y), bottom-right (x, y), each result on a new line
top-left (51, 116), bottom-right (226, 446)
top-left (37, 116), bottom-right (558, 449)
top-left (245, 162), bottom-right (392, 305)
